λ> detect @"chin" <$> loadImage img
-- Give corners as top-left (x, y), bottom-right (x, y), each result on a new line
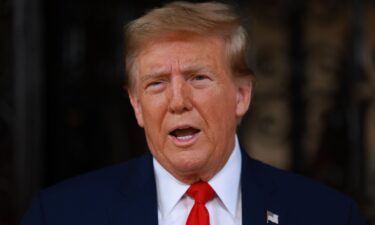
top-left (171, 156), bottom-right (206, 174)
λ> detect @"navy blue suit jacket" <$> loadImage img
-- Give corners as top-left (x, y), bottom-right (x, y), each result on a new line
top-left (22, 151), bottom-right (364, 225)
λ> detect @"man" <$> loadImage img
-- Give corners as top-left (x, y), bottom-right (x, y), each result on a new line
top-left (22, 1), bottom-right (364, 225)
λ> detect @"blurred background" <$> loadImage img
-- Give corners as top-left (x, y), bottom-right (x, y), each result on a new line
top-left (0, 0), bottom-right (374, 224)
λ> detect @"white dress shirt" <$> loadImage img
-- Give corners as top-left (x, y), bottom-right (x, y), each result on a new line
top-left (153, 136), bottom-right (242, 225)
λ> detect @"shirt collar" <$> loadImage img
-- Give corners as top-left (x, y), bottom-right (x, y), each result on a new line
top-left (208, 136), bottom-right (242, 217)
top-left (153, 157), bottom-right (189, 218)
top-left (153, 135), bottom-right (242, 218)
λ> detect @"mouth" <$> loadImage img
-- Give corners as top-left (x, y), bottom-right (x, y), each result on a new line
top-left (169, 126), bottom-right (201, 144)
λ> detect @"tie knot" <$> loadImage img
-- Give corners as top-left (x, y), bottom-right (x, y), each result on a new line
top-left (187, 181), bottom-right (215, 204)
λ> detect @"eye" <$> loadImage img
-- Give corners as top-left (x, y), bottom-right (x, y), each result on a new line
top-left (190, 74), bottom-right (212, 88)
top-left (145, 80), bottom-right (166, 92)
top-left (192, 74), bottom-right (209, 81)
top-left (148, 81), bottom-right (162, 87)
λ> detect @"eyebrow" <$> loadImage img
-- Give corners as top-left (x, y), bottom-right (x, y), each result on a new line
top-left (141, 67), bottom-right (170, 83)
top-left (180, 64), bottom-right (211, 74)
top-left (141, 63), bottom-right (212, 82)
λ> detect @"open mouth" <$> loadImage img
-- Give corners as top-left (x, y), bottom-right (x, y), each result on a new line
top-left (169, 127), bottom-right (201, 141)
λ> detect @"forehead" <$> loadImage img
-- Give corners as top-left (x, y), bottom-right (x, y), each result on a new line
top-left (135, 33), bottom-right (228, 75)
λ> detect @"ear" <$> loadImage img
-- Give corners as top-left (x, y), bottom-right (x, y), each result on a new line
top-left (235, 78), bottom-right (252, 118)
top-left (128, 89), bottom-right (145, 127)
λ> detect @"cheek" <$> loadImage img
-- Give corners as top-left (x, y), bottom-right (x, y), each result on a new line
top-left (141, 95), bottom-right (168, 129)
top-left (196, 90), bottom-right (237, 125)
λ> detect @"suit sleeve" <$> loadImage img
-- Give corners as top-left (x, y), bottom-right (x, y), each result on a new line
top-left (21, 193), bottom-right (46, 225)
top-left (348, 200), bottom-right (365, 225)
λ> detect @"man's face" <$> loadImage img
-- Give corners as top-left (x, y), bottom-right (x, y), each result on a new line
top-left (129, 33), bottom-right (252, 183)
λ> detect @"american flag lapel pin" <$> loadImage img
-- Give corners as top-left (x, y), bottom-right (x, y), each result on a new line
top-left (266, 210), bottom-right (279, 224)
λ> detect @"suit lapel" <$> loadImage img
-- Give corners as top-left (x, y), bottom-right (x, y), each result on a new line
top-left (107, 154), bottom-right (158, 225)
top-left (241, 150), bottom-right (284, 225)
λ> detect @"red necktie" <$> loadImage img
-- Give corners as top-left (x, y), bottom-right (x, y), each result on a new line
top-left (186, 181), bottom-right (215, 225)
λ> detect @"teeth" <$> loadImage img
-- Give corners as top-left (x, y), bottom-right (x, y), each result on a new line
top-left (176, 135), bottom-right (193, 140)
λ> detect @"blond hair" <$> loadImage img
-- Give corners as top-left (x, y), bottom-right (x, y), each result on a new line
top-left (124, 1), bottom-right (253, 89)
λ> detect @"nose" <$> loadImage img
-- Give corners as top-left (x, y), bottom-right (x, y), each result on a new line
top-left (168, 76), bottom-right (192, 114)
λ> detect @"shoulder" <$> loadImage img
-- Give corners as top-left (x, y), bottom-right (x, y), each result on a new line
top-left (22, 154), bottom-right (156, 225)
top-left (38, 153), bottom-right (152, 207)
top-left (243, 154), bottom-right (363, 224)
top-left (246, 156), bottom-right (351, 203)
